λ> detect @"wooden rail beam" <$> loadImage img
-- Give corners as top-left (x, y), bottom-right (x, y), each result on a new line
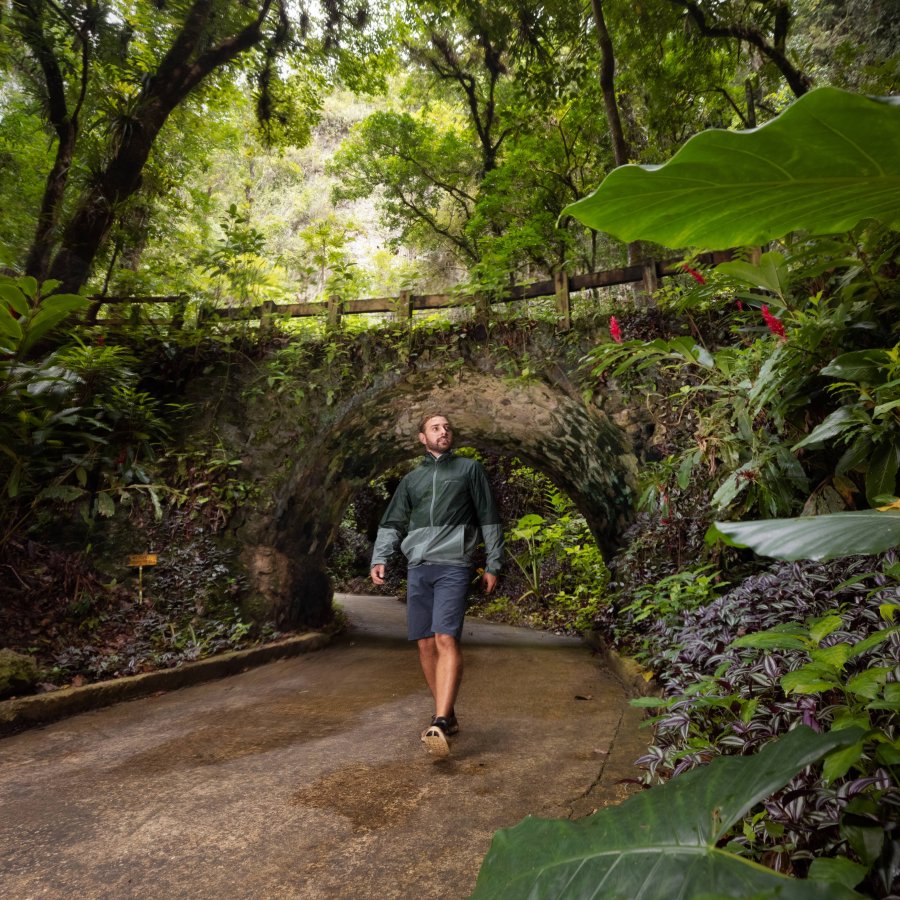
top-left (93, 250), bottom-right (736, 325)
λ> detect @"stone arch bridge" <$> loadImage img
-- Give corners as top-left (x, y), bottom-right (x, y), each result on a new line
top-left (186, 319), bottom-right (665, 627)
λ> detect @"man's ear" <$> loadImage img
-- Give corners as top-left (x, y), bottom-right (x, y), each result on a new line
top-left (418, 432), bottom-right (426, 447)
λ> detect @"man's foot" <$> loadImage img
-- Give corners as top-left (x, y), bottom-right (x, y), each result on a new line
top-left (420, 713), bottom-right (459, 741)
top-left (422, 717), bottom-right (452, 757)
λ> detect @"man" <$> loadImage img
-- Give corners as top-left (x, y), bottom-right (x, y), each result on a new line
top-left (370, 414), bottom-right (503, 756)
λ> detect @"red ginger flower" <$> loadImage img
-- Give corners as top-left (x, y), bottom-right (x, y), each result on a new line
top-left (681, 265), bottom-right (706, 284)
top-left (761, 305), bottom-right (787, 341)
top-left (609, 316), bottom-right (622, 343)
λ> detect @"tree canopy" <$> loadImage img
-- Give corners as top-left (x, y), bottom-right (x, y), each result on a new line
top-left (2, 0), bottom-right (895, 297)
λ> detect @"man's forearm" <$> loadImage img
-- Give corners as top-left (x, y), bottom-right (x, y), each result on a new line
top-left (482, 523), bottom-right (504, 574)
top-left (371, 526), bottom-right (402, 567)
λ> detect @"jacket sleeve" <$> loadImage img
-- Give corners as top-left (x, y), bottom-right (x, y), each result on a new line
top-left (370, 477), bottom-right (411, 568)
top-left (471, 462), bottom-right (504, 575)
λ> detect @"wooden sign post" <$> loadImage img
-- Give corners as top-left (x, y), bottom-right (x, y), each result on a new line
top-left (127, 553), bottom-right (158, 604)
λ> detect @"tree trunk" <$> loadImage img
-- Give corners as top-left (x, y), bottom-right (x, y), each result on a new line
top-left (17, 0), bottom-right (90, 283)
top-left (589, 0), bottom-right (639, 266)
top-left (590, 0), bottom-right (629, 169)
top-left (46, 0), bottom-right (275, 294)
top-left (25, 122), bottom-right (77, 281)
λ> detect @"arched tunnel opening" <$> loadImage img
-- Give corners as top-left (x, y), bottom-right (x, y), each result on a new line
top-left (326, 445), bottom-right (619, 632)
top-left (248, 369), bottom-right (640, 630)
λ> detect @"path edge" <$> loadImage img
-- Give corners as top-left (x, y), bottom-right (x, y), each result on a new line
top-left (0, 631), bottom-right (331, 738)
top-left (583, 630), bottom-right (661, 698)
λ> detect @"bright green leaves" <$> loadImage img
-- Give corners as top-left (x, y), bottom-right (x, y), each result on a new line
top-left (472, 726), bottom-right (866, 899)
top-left (716, 251), bottom-right (791, 301)
top-left (706, 337), bottom-right (900, 557)
top-left (727, 612), bottom-right (900, 784)
top-left (795, 345), bottom-right (900, 506)
top-left (821, 350), bottom-right (894, 384)
top-left (0, 276), bottom-right (88, 357)
top-left (708, 509), bottom-right (900, 560)
top-left (563, 87), bottom-right (900, 249)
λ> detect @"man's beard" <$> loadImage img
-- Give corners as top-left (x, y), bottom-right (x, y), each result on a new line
top-left (425, 436), bottom-right (451, 455)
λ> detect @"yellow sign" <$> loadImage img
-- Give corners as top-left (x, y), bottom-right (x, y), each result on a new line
top-left (127, 554), bottom-right (158, 567)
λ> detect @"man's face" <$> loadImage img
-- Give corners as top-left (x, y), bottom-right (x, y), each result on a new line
top-left (419, 416), bottom-right (453, 455)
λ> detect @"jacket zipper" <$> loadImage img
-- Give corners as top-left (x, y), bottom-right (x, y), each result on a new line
top-left (430, 459), bottom-right (438, 526)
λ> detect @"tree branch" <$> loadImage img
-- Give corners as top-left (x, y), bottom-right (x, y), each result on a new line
top-left (396, 192), bottom-right (478, 262)
top-left (669, 0), bottom-right (811, 97)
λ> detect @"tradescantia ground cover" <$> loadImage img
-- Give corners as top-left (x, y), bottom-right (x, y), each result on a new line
top-left (627, 554), bottom-right (899, 892)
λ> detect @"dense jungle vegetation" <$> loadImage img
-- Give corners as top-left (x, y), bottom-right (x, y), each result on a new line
top-left (1, 0), bottom-right (899, 895)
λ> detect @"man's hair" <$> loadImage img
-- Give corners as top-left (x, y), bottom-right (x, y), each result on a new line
top-left (418, 413), bottom-right (452, 434)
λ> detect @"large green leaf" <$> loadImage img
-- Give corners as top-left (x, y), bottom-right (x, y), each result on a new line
top-left (820, 350), bottom-right (893, 384)
top-left (562, 88), bottom-right (900, 249)
top-left (708, 509), bottom-right (900, 560)
top-left (793, 407), bottom-right (863, 450)
top-left (473, 726), bottom-right (865, 899)
top-left (866, 442), bottom-right (900, 505)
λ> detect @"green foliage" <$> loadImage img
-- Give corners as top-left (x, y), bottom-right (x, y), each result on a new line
top-left (729, 614), bottom-right (900, 780)
top-left (613, 565), bottom-right (726, 664)
top-left (164, 446), bottom-right (259, 532)
top-left (708, 509), bottom-right (900, 561)
top-left (796, 345), bottom-right (900, 506)
top-left (620, 565), bottom-right (724, 626)
top-left (0, 277), bottom-right (90, 357)
top-left (564, 88), bottom-right (900, 249)
top-left (0, 277), bottom-right (174, 545)
top-left (473, 725), bottom-right (866, 899)
top-left (330, 106), bottom-right (482, 262)
top-left (547, 530), bottom-right (610, 634)
top-left (197, 204), bottom-right (284, 306)
top-left (506, 513), bottom-right (547, 600)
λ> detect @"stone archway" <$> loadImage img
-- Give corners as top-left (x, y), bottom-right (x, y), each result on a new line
top-left (239, 367), bottom-right (638, 628)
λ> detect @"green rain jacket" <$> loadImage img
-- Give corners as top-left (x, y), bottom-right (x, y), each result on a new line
top-left (371, 451), bottom-right (503, 575)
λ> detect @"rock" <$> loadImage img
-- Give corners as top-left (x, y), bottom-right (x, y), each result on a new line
top-left (0, 649), bottom-right (39, 700)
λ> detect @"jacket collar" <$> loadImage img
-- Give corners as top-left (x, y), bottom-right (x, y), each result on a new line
top-left (422, 449), bottom-right (454, 465)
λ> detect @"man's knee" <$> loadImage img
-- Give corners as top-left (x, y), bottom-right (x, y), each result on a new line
top-left (434, 632), bottom-right (459, 653)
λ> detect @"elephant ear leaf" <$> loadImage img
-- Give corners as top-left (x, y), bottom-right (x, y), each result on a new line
top-left (707, 510), bottom-right (900, 560)
top-left (473, 726), bottom-right (865, 899)
top-left (562, 87), bottom-right (900, 249)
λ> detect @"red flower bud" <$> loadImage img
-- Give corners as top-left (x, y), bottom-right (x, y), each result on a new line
top-left (609, 316), bottom-right (623, 343)
top-left (681, 265), bottom-right (706, 284)
top-left (761, 305), bottom-right (787, 341)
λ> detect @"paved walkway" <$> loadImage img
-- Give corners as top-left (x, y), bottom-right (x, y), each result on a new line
top-left (0, 595), bottom-right (647, 899)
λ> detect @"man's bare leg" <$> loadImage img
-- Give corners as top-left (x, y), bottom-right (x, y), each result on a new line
top-left (417, 636), bottom-right (438, 701)
top-left (433, 633), bottom-right (462, 719)
top-left (418, 634), bottom-right (462, 757)
top-left (417, 635), bottom-right (462, 718)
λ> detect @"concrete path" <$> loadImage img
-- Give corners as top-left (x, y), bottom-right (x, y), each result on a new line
top-left (0, 594), bottom-right (647, 899)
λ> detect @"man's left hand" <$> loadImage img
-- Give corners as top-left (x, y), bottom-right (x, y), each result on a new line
top-left (482, 571), bottom-right (498, 594)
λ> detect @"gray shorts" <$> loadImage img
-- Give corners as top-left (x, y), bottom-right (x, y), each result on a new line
top-left (406, 564), bottom-right (472, 641)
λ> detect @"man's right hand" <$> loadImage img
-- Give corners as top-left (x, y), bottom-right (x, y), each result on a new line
top-left (370, 564), bottom-right (386, 585)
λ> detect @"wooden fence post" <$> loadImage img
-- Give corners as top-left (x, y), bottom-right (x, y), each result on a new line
top-left (327, 293), bottom-right (342, 328)
top-left (396, 289), bottom-right (412, 323)
top-left (641, 260), bottom-right (658, 305)
top-left (554, 269), bottom-right (571, 331)
top-left (259, 299), bottom-right (276, 334)
top-left (474, 293), bottom-right (490, 327)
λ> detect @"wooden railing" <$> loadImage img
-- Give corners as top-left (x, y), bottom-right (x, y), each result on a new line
top-left (92, 250), bottom-right (733, 328)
